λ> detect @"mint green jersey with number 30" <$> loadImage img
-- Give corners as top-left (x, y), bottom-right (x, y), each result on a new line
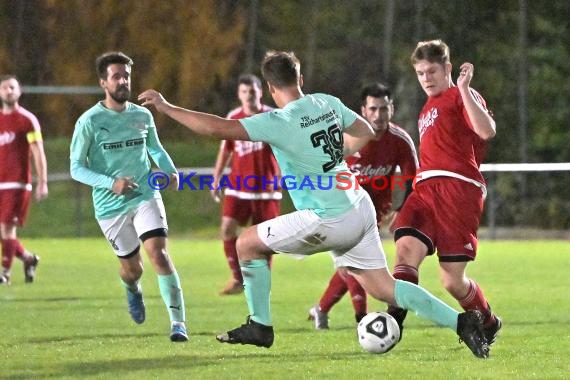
top-left (240, 93), bottom-right (365, 218)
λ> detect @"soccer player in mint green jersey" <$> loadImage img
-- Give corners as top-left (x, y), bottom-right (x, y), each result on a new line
top-left (139, 51), bottom-right (490, 357)
top-left (70, 52), bottom-right (188, 342)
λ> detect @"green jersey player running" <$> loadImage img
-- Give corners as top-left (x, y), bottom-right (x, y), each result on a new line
top-left (70, 51), bottom-right (188, 342)
top-left (139, 50), bottom-right (490, 358)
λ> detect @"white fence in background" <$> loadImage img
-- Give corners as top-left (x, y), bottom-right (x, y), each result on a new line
top-left (48, 163), bottom-right (570, 239)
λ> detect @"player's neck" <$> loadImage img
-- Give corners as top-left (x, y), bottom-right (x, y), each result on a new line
top-left (103, 98), bottom-right (128, 112)
top-left (1, 103), bottom-right (18, 114)
top-left (374, 129), bottom-right (387, 140)
top-left (273, 87), bottom-right (304, 108)
top-left (243, 102), bottom-right (263, 116)
top-left (373, 123), bottom-right (389, 139)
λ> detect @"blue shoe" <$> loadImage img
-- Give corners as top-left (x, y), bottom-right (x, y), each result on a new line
top-left (126, 287), bottom-right (145, 324)
top-left (170, 323), bottom-right (189, 342)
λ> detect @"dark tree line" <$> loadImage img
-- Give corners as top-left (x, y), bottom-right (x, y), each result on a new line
top-left (1, 0), bottom-right (569, 227)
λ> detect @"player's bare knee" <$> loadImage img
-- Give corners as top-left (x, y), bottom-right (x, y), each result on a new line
top-left (220, 218), bottom-right (239, 240)
top-left (149, 250), bottom-right (174, 272)
top-left (120, 264), bottom-right (143, 283)
top-left (236, 238), bottom-right (265, 261)
top-left (394, 236), bottom-right (426, 266)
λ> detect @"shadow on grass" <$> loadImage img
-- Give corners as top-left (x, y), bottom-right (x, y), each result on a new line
top-left (62, 350), bottom-right (365, 378)
top-left (5, 294), bottom-right (164, 303)
top-left (26, 331), bottom-right (165, 344)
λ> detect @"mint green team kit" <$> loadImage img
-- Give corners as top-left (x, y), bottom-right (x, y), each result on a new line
top-left (241, 93), bottom-right (365, 218)
top-left (70, 101), bottom-right (176, 219)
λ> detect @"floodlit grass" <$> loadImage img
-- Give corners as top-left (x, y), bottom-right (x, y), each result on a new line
top-left (1, 239), bottom-right (569, 379)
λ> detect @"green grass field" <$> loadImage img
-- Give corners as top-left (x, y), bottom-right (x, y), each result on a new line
top-left (1, 239), bottom-right (569, 379)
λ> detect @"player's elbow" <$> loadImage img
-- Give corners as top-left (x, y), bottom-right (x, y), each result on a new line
top-left (481, 124), bottom-right (496, 141)
top-left (69, 160), bottom-right (82, 181)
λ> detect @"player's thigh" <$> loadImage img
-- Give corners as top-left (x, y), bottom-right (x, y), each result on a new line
top-left (254, 207), bottom-right (370, 258)
top-left (222, 196), bottom-right (251, 225)
top-left (332, 194), bottom-right (388, 270)
top-left (433, 181), bottom-right (483, 260)
top-left (236, 225), bottom-right (273, 260)
top-left (0, 189), bottom-right (31, 226)
top-left (349, 267), bottom-right (395, 304)
top-left (393, 189), bottom-right (436, 255)
top-left (255, 209), bottom-right (324, 257)
top-left (98, 212), bottom-right (139, 257)
top-left (132, 198), bottom-right (169, 233)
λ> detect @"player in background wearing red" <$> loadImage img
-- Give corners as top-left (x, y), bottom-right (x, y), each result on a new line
top-left (388, 39), bottom-right (502, 345)
top-left (308, 83), bottom-right (418, 328)
top-left (211, 74), bottom-right (281, 295)
top-left (0, 75), bottom-right (47, 285)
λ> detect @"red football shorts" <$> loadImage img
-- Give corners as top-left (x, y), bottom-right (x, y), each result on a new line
top-left (222, 195), bottom-right (280, 226)
top-left (393, 178), bottom-right (484, 262)
top-left (0, 189), bottom-right (31, 226)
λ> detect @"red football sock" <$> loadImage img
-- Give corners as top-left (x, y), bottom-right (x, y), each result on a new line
top-left (345, 273), bottom-right (367, 317)
top-left (13, 239), bottom-right (28, 260)
top-left (458, 279), bottom-right (495, 325)
top-left (1, 239), bottom-right (18, 270)
top-left (223, 238), bottom-right (243, 284)
top-left (393, 264), bottom-right (419, 284)
top-left (387, 264), bottom-right (419, 317)
top-left (319, 270), bottom-right (348, 313)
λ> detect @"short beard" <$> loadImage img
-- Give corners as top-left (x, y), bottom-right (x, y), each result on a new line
top-left (109, 87), bottom-right (131, 104)
top-left (0, 98), bottom-right (17, 107)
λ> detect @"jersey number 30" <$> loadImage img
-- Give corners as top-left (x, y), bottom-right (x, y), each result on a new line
top-left (310, 124), bottom-right (343, 173)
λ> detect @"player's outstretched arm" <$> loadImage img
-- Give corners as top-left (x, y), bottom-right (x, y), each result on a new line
top-left (457, 62), bottom-right (496, 140)
top-left (138, 89), bottom-right (249, 141)
top-left (343, 118), bottom-right (374, 156)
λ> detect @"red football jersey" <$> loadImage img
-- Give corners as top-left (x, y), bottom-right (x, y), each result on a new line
top-left (346, 123), bottom-right (418, 217)
top-left (0, 106), bottom-right (40, 187)
top-left (221, 105), bottom-right (281, 200)
top-left (417, 86), bottom-right (488, 184)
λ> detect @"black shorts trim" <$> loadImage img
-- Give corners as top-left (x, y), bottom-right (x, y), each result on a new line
top-left (119, 246), bottom-right (140, 260)
top-left (394, 227), bottom-right (435, 256)
top-left (439, 255), bottom-right (474, 263)
top-left (139, 228), bottom-right (168, 242)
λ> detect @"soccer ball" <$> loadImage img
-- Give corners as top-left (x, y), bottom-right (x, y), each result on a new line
top-left (357, 311), bottom-right (400, 354)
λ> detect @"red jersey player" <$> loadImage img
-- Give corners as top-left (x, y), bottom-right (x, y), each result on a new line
top-left (308, 83), bottom-right (418, 328)
top-left (211, 74), bottom-right (281, 295)
top-left (388, 39), bottom-right (501, 346)
top-left (0, 75), bottom-right (48, 285)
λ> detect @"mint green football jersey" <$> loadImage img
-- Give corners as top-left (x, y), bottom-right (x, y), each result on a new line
top-left (70, 101), bottom-right (176, 219)
top-left (241, 93), bottom-right (365, 218)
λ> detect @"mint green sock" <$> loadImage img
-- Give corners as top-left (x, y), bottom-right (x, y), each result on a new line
top-left (158, 272), bottom-right (185, 323)
top-left (394, 280), bottom-right (458, 331)
top-left (241, 259), bottom-right (272, 326)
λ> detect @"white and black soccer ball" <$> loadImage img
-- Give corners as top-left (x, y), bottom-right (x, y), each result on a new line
top-left (357, 311), bottom-right (400, 354)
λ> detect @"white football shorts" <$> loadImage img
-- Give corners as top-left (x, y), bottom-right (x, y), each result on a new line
top-left (257, 193), bottom-right (387, 269)
top-left (97, 198), bottom-right (168, 257)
